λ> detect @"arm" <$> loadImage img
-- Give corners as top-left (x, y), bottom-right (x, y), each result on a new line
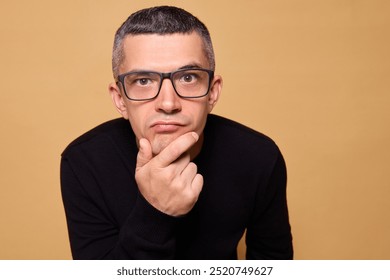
top-left (245, 150), bottom-right (293, 259)
top-left (61, 157), bottom-right (178, 259)
top-left (60, 132), bottom-right (202, 259)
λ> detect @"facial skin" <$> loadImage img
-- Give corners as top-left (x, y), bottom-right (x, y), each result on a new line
top-left (109, 32), bottom-right (222, 158)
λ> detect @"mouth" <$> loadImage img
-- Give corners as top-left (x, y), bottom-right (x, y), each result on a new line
top-left (151, 121), bottom-right (185, 133)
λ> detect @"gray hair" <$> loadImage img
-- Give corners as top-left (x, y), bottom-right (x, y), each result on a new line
top-left (112, 6), bottom-right (215, 78)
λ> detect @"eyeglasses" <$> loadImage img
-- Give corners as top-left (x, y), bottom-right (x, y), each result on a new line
top-left (116, 68), bottom-right (214, 101)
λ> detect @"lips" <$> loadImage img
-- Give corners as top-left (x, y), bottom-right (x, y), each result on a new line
top-left (151, 121), bottom-right (184, 133)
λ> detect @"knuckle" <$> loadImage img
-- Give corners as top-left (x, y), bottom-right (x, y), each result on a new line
top-left (188, 162), bottom-right (197, 172)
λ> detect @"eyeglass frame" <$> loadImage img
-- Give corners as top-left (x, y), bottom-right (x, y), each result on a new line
top-left (115, 68), bottom-right (215, 101)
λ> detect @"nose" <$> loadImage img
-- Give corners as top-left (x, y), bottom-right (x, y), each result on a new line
top-left (155, 78), bottom-right (182, 114)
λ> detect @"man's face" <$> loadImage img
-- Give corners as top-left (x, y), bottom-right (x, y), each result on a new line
top-left (109, 32), bottom-right (222, 156)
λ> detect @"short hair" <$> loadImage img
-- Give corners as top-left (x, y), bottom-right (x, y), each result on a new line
top-left (112, 6), bottom-right (215, 78)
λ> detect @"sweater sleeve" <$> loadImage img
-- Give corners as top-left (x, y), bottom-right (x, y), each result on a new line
top-left (60, 156), bottom-right (178, 260)
top-left (245, 150), bottom-right (293, 260)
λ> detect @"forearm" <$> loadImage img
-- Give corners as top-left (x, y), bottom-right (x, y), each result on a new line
top-left (61, 158), bottom-right (178, 260)
top-left (245, 150), bottom-right (293, 260)
top-left (104, 194), bottom-right (178, 260)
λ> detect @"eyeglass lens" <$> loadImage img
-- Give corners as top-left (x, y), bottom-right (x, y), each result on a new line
top-left (122, 69), bottom-right (210, 100)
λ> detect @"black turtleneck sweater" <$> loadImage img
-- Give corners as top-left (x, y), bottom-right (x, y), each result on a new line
top-left (60, 114), bottom-right (293, 259)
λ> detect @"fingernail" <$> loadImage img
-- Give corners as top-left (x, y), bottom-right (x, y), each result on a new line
top-left (191, 132), bottom-right (199, 141)
top-left (138, 138), bottom-right (146, 150)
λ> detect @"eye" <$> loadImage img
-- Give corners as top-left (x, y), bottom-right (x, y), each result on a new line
top-left (136, 78), bottom-right (152, 86)
top-left (184, 74), bottom-right (194, 82)
top-left (180, 73), bottom-right (198, 84)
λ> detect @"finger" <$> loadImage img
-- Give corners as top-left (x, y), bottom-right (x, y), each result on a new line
top-left (172, 152), bottom-right (191, 171)
top-left (180, 161), bottom-right (198, 178)
top-left (155, 132), bottom-right (199, 168)
top-left (191, 173), bottom-right (204, 196)
top-left (161, 152), bottom-right (191, 179)
top-left (136, 138), bottom-right (153, 170)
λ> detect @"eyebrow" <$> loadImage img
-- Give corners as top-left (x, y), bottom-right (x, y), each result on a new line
top-left (177, 63), bottom-right (204, 70)
top-left (135, 63), bottom-right (204, 72)
top-left (120, 63), bottom-right (206, 76)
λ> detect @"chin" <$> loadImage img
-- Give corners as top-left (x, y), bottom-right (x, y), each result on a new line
top-left (151, 134), bottom-right (177, 155)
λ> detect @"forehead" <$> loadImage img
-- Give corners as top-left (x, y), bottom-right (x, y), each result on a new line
top-left (120, 32), bottom-right (209, 72)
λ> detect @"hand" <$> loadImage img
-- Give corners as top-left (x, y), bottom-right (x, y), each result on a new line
top-left (135, 132), bottom-right (204, 216)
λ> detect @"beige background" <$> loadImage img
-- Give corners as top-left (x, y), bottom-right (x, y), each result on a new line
top-left (0, 0), bottom-right (389, 259)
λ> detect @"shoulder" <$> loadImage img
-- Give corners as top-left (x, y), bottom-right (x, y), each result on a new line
top-left (206, 114), bottom-right (279, 153)
top-left (203, 114), bottom-right (284, 175)
top-left (62, 118), bottom-right (134, 157)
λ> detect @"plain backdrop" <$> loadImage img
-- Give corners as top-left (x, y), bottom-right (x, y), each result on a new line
top-left (0, 0), bottom-right (389, 259)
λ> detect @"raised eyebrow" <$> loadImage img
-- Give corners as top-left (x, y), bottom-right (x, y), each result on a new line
top-left (177, 64), bottom-right (204, 70)
top-left (122, 69), bottom-right (158, 74)
top-left (134, 72), bottom-right (157, 76)
top-left (126, 64), bottom-right (203, 73)
top-left (126, 71), bottom-right (160, 77)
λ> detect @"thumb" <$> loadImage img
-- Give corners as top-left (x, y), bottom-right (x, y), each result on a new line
top-left (136, 138), bottom-right (153, 170)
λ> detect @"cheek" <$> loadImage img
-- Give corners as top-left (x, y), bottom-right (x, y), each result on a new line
top-left (191, 105), bottom-right (209, 132)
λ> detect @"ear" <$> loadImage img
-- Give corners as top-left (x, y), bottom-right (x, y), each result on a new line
top-left (109, 82), bottom-right (129, 119)
top-left (207, 74), bottom-right (223, 113)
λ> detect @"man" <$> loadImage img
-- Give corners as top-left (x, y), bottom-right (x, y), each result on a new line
top-left (61, 5), bottom-right (293, 260)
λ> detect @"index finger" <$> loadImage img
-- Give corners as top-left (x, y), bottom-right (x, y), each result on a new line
top-left (155, 132), bottom-right (199, 167)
